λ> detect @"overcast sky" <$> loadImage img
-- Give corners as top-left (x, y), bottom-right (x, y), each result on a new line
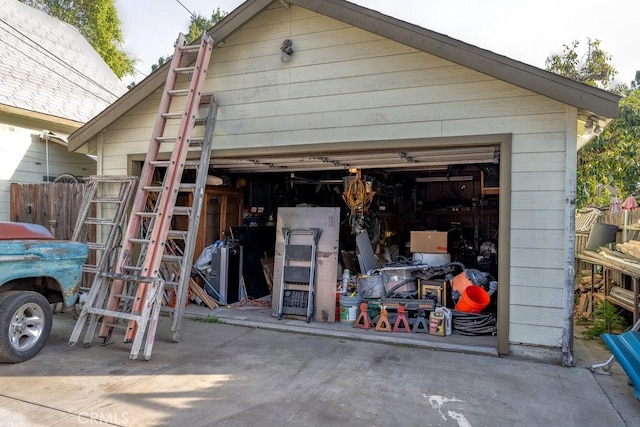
top-left (115, 0), bottom-right (639, 86)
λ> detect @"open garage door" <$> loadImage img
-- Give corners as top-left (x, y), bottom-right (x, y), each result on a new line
top-left (178, 136), bottom-right (507, 352)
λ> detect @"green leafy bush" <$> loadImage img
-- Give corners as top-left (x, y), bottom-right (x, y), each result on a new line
top-left (581, 300), bottom-right (627, 339)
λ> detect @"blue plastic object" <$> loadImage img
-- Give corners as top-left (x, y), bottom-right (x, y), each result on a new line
top-left (601, 331), bottom-right (640, 399)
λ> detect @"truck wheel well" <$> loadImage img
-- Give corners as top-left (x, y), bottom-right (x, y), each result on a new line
top-left (0, 277), bottom-right (64, 304)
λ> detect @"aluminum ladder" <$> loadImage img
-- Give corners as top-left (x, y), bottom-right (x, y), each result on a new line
top-left (70, 175), bottom-right (138, 291)
top-left (69, 32), bottom-right (216, 359)
top-left (277, 228), bottom-right (321, 323)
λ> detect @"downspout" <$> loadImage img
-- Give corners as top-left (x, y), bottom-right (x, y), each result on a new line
top-left (97, 130), bottom-right (105, 175)
top-left (562, 106), bottom-right (578, 366)
top-left (44, 132), bottom-right (50, 181)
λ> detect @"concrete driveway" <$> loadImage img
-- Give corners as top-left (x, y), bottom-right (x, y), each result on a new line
top-left (0, 311), bottom-right (638, 426)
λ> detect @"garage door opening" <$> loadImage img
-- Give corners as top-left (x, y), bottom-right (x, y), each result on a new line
top-left (131, 137), bottom-right (510, 353)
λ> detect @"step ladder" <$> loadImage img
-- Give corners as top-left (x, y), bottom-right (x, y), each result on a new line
top-left (69, 32), bottom-right (216, 360)
top-left (277, 228), bottom-right (321, 323)
top-left (70, 175), bottom-right (138, 290)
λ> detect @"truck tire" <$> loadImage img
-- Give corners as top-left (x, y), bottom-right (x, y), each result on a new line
top-left (0, 291), bottom-right (53, 363)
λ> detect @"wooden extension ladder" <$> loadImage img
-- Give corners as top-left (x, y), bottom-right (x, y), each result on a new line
top-left (69, 33), bottom-right (216, 360)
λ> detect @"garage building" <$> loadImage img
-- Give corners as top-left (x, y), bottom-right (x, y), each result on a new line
top-left (68, 0), bottom-right (620, 364)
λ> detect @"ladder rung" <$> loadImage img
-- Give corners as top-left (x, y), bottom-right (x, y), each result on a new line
top-left (173, 206), bottom-right (191, 215)
top-left (85, 307), bottom-right (143, 322)
top-left (163, 280), bottom-right (181, 288)
top-left (200, 94), bottom-right (214, 105)
top-left (84, 218), bottom-right (116, 226)
top-left (91, 196), bottom-right (124, 203)
top-left (167, 89), bottom-right (190, 97)
top-left (167, 230), bottom-right (188, 239)
top-left (149, 160), bottom-right (200, 168)
top-left (82, 265), bottom-right (98, 273)
top-left (149, 160), bottom-right (174, 167)
top-left (174, 66), bottom-right (196, 73)
top-left (178, 44), bottom-right (200, 53)
top-left (136, 211), bottom-right (158, 218)
top-left (112, 293), bottom-right (136, 300)
top-left (162, 254), bottom-right (183, 263)
top-left (161, 112), bottom-right (184, 120)
top-left (98, 271), bottom-right (155, 283)
top-left (141, 183), bottom-right (197, 192)
top-left (142, 186), bottom-right (164, 192)
top-left (121, 265), bottom-right (143, 272)
top-left (189, 138), bottom-right (204, 145)
top-left (129, 238), bottom-right (150, 245)
top-left (181, 160), bottom-right (202, 168)
top-left (156, 136), bottom-right (178, 143)
top-left (87, 242), bottom-right (107, 251)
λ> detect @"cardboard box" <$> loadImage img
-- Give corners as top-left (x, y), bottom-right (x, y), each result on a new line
top-left (410, 231), bottom-right (448, 254)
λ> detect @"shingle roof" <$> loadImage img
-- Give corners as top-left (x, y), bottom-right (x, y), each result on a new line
top-left (0, 0), bottom-right (127, 123)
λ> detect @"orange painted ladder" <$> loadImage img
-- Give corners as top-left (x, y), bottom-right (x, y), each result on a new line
top-left (69, 33), bottom-right (216, 360)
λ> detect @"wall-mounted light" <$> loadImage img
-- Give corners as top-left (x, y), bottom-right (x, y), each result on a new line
top-left (584, 117), bottom-right (595, 135)
top-left (584, 115), bottom-right (602, 136)
top-left (593, 124), bottom-right (603, 136)
top-left (280, 39), bottom-right (294, 63)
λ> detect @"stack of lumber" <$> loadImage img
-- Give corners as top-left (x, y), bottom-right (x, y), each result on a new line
top-left (575, 271), bottom-right (608, 318)
top-left (616, 240), bottom-right (640, 259)
top-left (161, 281), bottom-right (219, 310)
top-left (575, 272), bottom-right (605, 293)
top-left (188, 279), bottom-right (219, 309)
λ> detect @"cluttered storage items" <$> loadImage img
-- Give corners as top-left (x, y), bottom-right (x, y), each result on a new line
top-left (337, 229), bottom-right (498, 338)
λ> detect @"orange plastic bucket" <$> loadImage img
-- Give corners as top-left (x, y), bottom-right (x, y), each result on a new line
top-left (454, 285), bottom-right (490, 313)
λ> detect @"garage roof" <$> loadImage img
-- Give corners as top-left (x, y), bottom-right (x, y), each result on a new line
top-left (68, 0), bottom-right (621, 153)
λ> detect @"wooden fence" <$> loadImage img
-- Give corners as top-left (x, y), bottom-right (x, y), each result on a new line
top-left (577, 209), bottom-right (640, 249)
top-left (10, 182), bottom-right (87, 240)
top-left (576, 208), bottom-right (640, 273)
top-left (598, 209), bottom-right (640, 229)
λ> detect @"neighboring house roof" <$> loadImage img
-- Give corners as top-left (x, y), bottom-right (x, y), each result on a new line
top-left (68, 0), bottom-right (621, 151)
top-left (0, 0), bottom-right (128, 125)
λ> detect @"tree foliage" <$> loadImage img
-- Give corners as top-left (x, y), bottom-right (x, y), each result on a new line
top-left (151, 55), bottom-right (173, 73)
top-left (576, 91), bottom-right (640, 207)
top-left (186, 8), bottom-right (227, 43)
top-left (545, 38), bottom-right (617, 90)
top-left (20, 0), bottom-right (136, 79)
top-left (546, 38), bottom-right (640, 208)
top-left (152, 8), bottom-right (228, 72)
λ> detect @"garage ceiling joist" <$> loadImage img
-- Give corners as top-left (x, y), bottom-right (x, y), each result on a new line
top-left (209, 145), bottom-right (499, 173)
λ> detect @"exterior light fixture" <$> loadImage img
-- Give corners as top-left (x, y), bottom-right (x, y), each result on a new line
top-left (584, 115), bottom-right (602, 136)
top-left (280, 39), bottom-right (294, 63)
top-left (584, 118), bottom-right (595, 135)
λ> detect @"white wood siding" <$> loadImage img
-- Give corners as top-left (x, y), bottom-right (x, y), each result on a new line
top-left (0, 123), bottom-right (95, 220)
top-left (98, 3), bottom-right (571, 348)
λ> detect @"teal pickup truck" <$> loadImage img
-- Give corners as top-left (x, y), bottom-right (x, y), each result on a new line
top-left (0, 221), bottom-right (88, 363)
